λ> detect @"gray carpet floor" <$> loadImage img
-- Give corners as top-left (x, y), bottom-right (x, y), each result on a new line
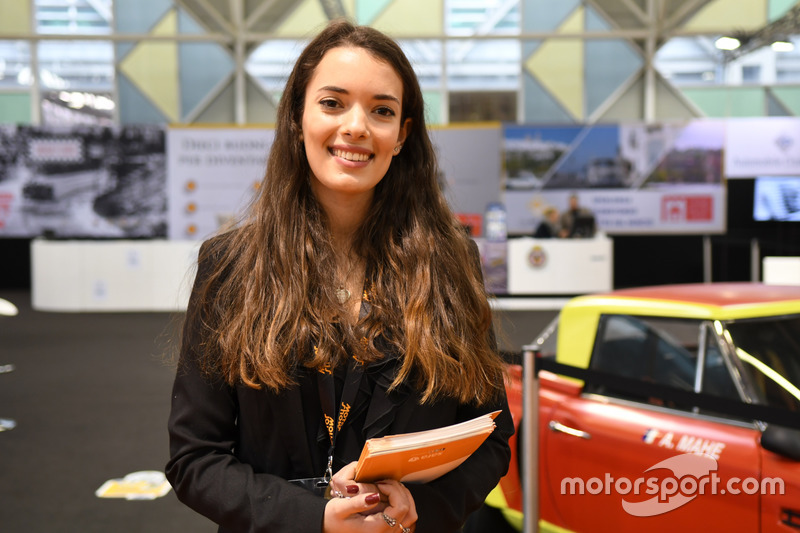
top-left (0, 290), bottom-right (216, 533)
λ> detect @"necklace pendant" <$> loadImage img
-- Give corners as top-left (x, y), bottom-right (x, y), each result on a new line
top-left (336, 287), bottom-right (351, 304)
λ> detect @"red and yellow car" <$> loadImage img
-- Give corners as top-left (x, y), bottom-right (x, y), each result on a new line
top-left (490, 283), bottom-right (800, 532)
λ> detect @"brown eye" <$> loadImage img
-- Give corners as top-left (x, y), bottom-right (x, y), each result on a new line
top-left (375, 106), bottom-right (396, 117)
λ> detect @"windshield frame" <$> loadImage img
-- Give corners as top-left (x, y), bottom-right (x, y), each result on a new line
top-left (717, 313), bottom-right (800, 411)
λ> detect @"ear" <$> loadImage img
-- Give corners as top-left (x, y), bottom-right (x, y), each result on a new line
top-left (394, 118), bottom-right (411, 155)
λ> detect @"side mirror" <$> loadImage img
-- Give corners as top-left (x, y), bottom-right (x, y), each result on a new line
top-left (761, 425), bottom-right (800, 461)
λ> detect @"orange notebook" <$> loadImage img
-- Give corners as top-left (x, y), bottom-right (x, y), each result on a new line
top-left (353, 410), bottom-right (501, 483)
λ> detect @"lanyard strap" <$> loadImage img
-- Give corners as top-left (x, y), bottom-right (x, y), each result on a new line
top-left (317, 356), bottom-right (364, 481)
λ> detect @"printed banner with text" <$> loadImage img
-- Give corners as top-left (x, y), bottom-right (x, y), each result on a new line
top-left (503, 120), bottom-right (726, 235)
top-left (166, 127), bottom-right (272, 241)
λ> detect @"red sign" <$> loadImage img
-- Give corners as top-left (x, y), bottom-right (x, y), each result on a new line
top-left (661, 196), bottom-right (713, 222)
top-left (456, 213), bottom-right (483, 237)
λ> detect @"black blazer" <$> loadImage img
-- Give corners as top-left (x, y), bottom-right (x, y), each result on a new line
top-left (166, 235), bottom-right (514, 533)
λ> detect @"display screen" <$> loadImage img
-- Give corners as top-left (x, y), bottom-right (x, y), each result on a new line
top-left (753, 176), bottom-right (800, 221)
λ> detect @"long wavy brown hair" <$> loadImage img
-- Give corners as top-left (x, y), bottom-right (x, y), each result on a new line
top-left (189, 19), bottom-right (505, 405)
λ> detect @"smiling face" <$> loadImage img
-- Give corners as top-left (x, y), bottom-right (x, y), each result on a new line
top-left (301, 46), bottom-right (410, 209)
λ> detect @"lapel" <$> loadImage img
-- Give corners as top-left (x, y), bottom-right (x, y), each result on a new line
top-left (355, 294), bottom-right (418, 439)
top-left (361, 354), bottom-right (415, 439)
top-left (271, 381), bottom-right (317, 476)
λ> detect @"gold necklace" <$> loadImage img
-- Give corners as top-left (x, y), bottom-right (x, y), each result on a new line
top-left (335, 252), bottom-right (359, 304)
top-left (335, 286), bottom-right (351, 304)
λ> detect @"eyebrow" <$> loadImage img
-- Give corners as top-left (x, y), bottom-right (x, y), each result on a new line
top-left (318, 85), bottom-right (401, 105)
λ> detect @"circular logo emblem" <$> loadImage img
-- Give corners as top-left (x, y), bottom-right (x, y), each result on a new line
top-left (528, 245), bottom-right (546, 268)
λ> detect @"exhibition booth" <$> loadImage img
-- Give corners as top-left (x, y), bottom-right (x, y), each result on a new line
top-left (506, 236), bottom-right (613, 296)
top-left (29, 235), bottom-right (612, 312)
top-left (2, 117), bottom-right (798, 312)
top-left (31, 239), bottom-right (199, 312)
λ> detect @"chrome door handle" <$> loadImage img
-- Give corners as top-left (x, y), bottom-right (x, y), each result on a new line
top-left (548, 420), bottom-right (591, 440)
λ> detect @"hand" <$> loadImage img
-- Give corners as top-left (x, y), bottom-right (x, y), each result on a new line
top-left (328, 461), bottom-right (382, 507)
top-left (322, 492), bottom-right (388, 532)
top-left (376, 479), bottom-right (418, 532)
top-left (322, 482), bottom-right (418, 533)
top-left (324, 462), bottom-right (418, 532)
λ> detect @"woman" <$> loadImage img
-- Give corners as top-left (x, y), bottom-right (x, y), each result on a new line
top-left (166, 19), bottom-right (513, 533)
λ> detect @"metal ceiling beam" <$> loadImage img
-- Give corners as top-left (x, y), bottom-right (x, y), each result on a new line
top-left (644, 0), bottom-right (657, 121)
top-left (586, 67), bottom-right (643, 124)
top-left (239, 29), bottom-right (656, 41)
top-left (182, 71), bottom-right (234, 123)
top-left (84, 0), bottom-right (112, 22)
top-left (243, 0), bottom-right (300, 36)
top-left (171, 0), bottom-right (224, 35)
top-left (450, 0), bottom-right (517, 62)
top-left (185, 0), bottom-right (237, 36)
top-left (0, 32), bottom-right (233, 42)
top-left (228, 0), bottom-right (238, 25)
top-left (245, 0), bottom-right (280, 31)
top-left (662, 0), bottom-right (711, 34)
top-left (232, 0), bottom-right (246, 125)
top-left (4, 27), bottom-right (766, 43)
top-left (618, 0), bottom-right (650, 26)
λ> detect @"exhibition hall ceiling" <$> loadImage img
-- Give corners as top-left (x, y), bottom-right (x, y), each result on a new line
top-left (175, 0), bottom-right (719, 38)
top-left (171, 0), bottom-right (799, 57)
top-left (177, 0), bottom-right (320, 35)
top-left (590, 0), bottom-right (714, 32)
top-left (2, 0), bottom-right (797, 124)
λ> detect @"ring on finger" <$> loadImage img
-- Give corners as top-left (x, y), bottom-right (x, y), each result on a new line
top-left (382, 513), bottom-right (397, 528)
top-left (398, 522), bottom-right (412, 533)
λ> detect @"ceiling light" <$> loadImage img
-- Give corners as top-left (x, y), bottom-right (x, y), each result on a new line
top-left (715, 36), bottom-right (741, 50)
top-left (771, 40), bottom-right (795, 52)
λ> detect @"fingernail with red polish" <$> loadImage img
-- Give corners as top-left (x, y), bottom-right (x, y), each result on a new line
top-left (346, 485), bottom-right (359, 494)
top-left (365, 493), bottom-right (380, 504)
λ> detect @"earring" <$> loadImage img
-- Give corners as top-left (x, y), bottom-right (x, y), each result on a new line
top-left (394, 145), bottom-right (402, 154)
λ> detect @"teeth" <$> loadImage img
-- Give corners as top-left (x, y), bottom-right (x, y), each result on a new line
top-left (333, 149), bottom-right (370, 162)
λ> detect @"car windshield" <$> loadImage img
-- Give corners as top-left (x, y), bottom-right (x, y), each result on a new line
top-left (725, 315), bottom-right (800, 411)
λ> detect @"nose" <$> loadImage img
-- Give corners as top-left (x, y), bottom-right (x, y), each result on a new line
top-left (341, 105), bottom-right (369, 139)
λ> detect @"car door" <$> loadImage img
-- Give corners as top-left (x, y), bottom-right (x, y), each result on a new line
top-left (760, 442), bottom-right (800, 533)
top-left (720, 314), bottom-right (800, 532)
top-left (542, 315), bottom-right (761, 533)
